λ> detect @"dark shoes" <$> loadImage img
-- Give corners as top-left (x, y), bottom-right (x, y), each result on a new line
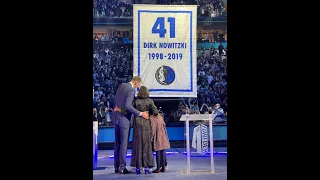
top-left (153, 166), bottom-right (166, 173)
top-left (116, 168), bottom-right (132, 174)
top-left (152, 169), bottom-right (161, 173)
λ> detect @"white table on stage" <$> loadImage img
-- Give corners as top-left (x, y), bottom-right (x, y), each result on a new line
top-left (180, 113), bottom-right (217, 174)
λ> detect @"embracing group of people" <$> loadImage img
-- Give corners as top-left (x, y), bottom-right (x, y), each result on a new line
top-left (111, 76), bottom-right (170, 175)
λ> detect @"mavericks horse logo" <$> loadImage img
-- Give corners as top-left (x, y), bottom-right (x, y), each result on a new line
top-left (155, 65), bottom-right (175, 85)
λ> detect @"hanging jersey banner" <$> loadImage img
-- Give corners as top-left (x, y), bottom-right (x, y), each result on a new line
top-left (133, 5), bottom-right (197, 97)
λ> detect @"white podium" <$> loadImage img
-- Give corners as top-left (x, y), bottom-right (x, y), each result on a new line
top-left (93, 121), bottom-right (98, 169)
top-left (180, 113), bottom-right (217, 174)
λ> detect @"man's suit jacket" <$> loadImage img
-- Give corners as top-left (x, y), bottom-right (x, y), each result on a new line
top-left (112, 83), bottom-right (141, 129)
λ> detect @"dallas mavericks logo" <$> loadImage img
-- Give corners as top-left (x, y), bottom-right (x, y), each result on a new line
top-left (155, 65), bottom-right (175, 85)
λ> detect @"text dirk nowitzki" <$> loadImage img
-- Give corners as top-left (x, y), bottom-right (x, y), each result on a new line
top-left (143, 42), bottom-right (188, 49)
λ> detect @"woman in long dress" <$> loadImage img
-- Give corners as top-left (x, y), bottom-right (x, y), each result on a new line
top-left (114, 86), bottom-right (158, 174)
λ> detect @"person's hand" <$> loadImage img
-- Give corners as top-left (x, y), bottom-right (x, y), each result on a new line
top-left (114, 106), bottom-right (121, 112)
top-left (141, 111), bottom-right (149, 119)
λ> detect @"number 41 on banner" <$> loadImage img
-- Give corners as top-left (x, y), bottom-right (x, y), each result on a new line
top-left (152, 17), bottom-right (176, 38)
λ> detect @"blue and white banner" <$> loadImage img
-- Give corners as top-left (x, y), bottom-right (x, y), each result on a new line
top-left (133, 5), bottom-right (197, 97)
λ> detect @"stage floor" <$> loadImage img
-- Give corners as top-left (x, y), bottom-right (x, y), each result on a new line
top-left (93, 147), bottom-right (227, 180)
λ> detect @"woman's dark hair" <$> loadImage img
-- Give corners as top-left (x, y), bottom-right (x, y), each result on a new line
top-left (137, 86), bottom-right (149, 99)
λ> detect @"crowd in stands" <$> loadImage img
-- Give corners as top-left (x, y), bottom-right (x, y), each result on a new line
top-left (93, 34), bottom-right (227, 126)
top-left (93, 0), bottom-right (158, 18)
top-left (196, 44), bottom-right (227, 111)
top-left (197, 30), bottom-right (226, 43)
top-left (166, 0), bottom-right (227, 18)
top-left (94, 30), bottom-right (132, 44)
top-left (93, 0), bottom-right (227, 18)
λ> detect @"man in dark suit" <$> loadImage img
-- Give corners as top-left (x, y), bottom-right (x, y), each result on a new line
top-left (112, 76), bottom-right (149, 174)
